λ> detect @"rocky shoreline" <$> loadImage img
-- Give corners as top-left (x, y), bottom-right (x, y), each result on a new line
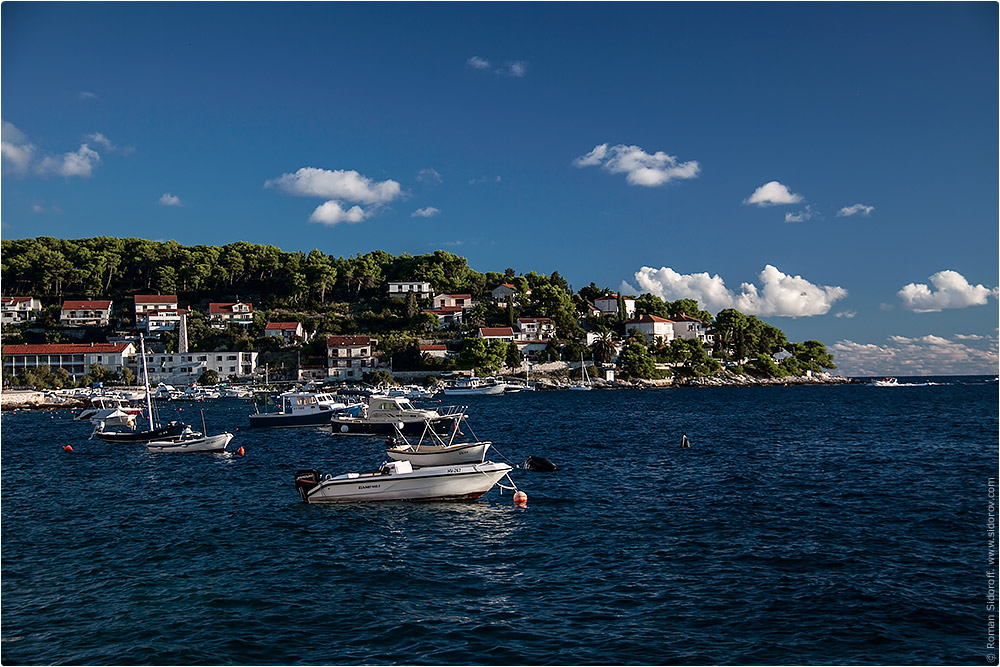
top-left (1, 390), bottom-right (89, 411)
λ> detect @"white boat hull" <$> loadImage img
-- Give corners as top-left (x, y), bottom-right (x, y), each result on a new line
top-left (442, 384), bottom-right (506, 395)
top-left (146, 432), bottom-right (233, 453)
top-left (386, 441), bottom-right (491, 467)
top-left (296, 461), bottom-right (512, 503)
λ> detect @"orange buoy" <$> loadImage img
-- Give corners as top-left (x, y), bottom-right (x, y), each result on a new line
top-left (237, 447), bottom-right (245, 456)
top-left (62, 445), bottom-right (74, 452)
top-left (513, 490), bottom-right (528, 505)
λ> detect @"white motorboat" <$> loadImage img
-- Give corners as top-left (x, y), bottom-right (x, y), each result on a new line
top-left (331, 395), bottom-right (464, 435)
top-left (146, 431), bottom-right (233, 453)
top-left (75, 396), bottom-right (142, 424)
top-left (872, 377), bottom-right (899, 387)
top-left (249, 391), bottom-right (354, 428)
top-left (441, 376), bottom-right (506, 396)
top-left (294, 460), bottom-right (513, 503)
top-left (384, 412), bottom-right (491, 467)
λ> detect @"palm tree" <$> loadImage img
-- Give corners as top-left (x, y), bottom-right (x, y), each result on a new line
top-left (591, 331), bottom-right (617, 364)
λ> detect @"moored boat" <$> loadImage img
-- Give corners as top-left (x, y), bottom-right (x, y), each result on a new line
top-left (146, 431), bottom-right (234, 453)
top-left (441, 376), bottom-right (506, 396)
top-left (294, 460), bottom-right (513, 503)
top-left (249, 391), bottom-right (354, 428)
top-left (330, 395), bottom-right (463, 435)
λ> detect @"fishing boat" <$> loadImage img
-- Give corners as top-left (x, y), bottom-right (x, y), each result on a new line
top-left (146, 410), bottom-right (233, 453)
top-left (567, 354), bottom-right (593, 391)
top-left (441, 376), bottom-right (506, 396)
top-left (248, 391), bottom-right (355, 428)
top-left (294, 460), bottom-right (514, 503)
top-left (384, 412), bottom-right (491, 467)
top-left (331, 395), bottom-right (464, 435)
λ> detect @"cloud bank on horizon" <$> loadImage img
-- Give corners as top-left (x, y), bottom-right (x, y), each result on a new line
top-left (831, 334), bottom-right (998, 376)
top-left (626, 264), bottom-right (848, 318)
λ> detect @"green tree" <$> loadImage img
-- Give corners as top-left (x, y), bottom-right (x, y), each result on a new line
top-left (635, 293), bottom-right (669, 318)
top-left (198, 369), bottom-right (219, 385)
top-left (618, 342), bottom-right (659, 379)
top-left (591, 331), bottom-right (617, 364)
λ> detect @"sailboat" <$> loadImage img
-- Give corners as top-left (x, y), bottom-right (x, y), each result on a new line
top-left (567, 353), bottom-right (593, 391)
top-left (146, 409), bottom-right (234, 453)
top-left (94, 334), bottom-right (190, 443)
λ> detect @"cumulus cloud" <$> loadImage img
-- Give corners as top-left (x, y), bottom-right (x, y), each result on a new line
top-left (309, 200), bottom-right (369, 226)
top-left (501, 60), bottom-right (529, 77)
top-left (629, 264), bottom-right (847, 317)
top-left (744, 181), bottom-right (803, 206)
top-left (837, 203), bottom-right (874, 217)
top-left (785, 205), bottom-right (816, 223)
top-left (573, 143), bottom-right (700, 187)
top-left (159, 193), bottom-right (182, 207)
top-left (831, 334), bottom-right (998, 376)
top-left (416, 168), bottom-right (443, 184)
top-left (265, 167), bottom-right (401, 204)
top-left (898, 270), bottom-right (998, 312)
top-left (37, 143), bottom-right (101, 177)
top-left (2, 122), bottom-right (110, 178)
top-left (466, 56), bottom-right (491, 70)
top-left (411, 207), bottom-right (440, 218)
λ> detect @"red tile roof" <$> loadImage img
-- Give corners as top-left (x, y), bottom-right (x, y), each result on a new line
top-left (1, 296), bottom-right (35, 305)
top-left (265, 322), bottom-right (301, 330)
top-left (134, 295), bottom-right (177, 304)
top-left (627, 314), bottom-right (674, 324)
top-left (209, 302), bottom-right (253, 314)
top-left (327, 335), bottom-right (375, 347)
top-left (424, 306), bottom-right (464, 313)
top-left (440, 294), bottom-right (472, 299)
top-left (62, 300), bottom-right (112, 310)
top-left (479, 327), bottom-right (515, 337)
top-left (4, 343), bottom-right (132, 355)
top-left (419, 344), bottom-right (448, 351)
top-left (517, 317), bottom-right (552, 324)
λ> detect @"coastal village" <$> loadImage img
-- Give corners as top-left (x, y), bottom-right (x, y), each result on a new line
top-left (1, 238), bottom-right (847, 405)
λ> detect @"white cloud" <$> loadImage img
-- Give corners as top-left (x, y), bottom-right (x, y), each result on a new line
top-left (744, 181), bottom-right (803, 206)
top-left (416, 168), bottom-right (443, 184)
top-left (37, 143), bottom-right (101, 177)
top-left (309, 200), bottom-right (369, 226)
top-left (573, 143), bottom-right (700, 187)
top-left (466, 56), bottom-right (491, 70)
top-left (265, 167), bottom-right (401, 205)
top-left (831, 334), bottom-right (998, 376)
top-left (411, 207), bottom-right (440, 218)
top-left (79, 91), bottom-right (99, 101)
top-left (469, 175), bottom-right (502, 185)
top-left (898, 270), bottom-right (998, 312)
top-left (837, 203), bottom-right (875, 217)
top-left (501, 60), bottom-right (529, 77)
top-left (2, 122), bottom-right (106, 178)
top-left (629, 264), bottom-right (847, 317)
top-left (159, 193), bottom-right (182, 207)
top-left (785, 205), bottom-right (816, 223)
top-left (835, 310), bottom-right (857, 318)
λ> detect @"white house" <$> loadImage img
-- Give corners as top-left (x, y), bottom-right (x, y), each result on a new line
top-left (478, 327), bottom-right (516, 342)
top-left (61, 300), bottom-right (113, 327)
top-left (327, 335), bottom-right (377, 380)
top-left (419, 344), bottom-right (450, 359)
top-left (128, 350), bottom-right (259, 383)
top-left (134, 295), bottom-right (182, 332)
top-left (387, 281), bottom-right (433, 299)
top-left (516, 317), bottom-right (555, 340)
top-left (671, 314), bottom-right (714, 345)
top-left (209, 302), bottom-right (254, 328)
top-left (422, 306), bottom-right (464, 329)
top-left (4, 342), bottom-right (136, 379)
top-left (265, 321), bottom-right (304, 341)
top-left (625, 314), bottom-right (676, 344)
top-left (1, 296), bottom-right (42, 326)
top-left (594, 295), bottom-right (636, 319)
top-left (432, 293), bottom-right (476, 310)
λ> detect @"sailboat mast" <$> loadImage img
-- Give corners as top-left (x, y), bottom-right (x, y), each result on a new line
top-left (139, 334), bottom-right (154, 431)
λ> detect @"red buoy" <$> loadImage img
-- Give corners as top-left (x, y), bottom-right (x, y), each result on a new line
top-left (237, 447), bottom-right (245, 456)
top-left (62, 445), bottom-right (74, 452)
top-left (513, 490), bottom-right (528, 506)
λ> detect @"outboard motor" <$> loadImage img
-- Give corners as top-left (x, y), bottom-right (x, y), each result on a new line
top-left (294, 469), bottom-right (320, 502)
top-left (524, 455), bottom-right (558, 472)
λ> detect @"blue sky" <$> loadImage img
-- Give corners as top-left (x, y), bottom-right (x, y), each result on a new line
top-left (2, 2), bottom-right (997, 375)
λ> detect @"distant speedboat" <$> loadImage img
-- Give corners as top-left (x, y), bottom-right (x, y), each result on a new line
top-left (294, 460), bottom-right (513, 503)
top-left (872, 377), bottom-right (899, 387)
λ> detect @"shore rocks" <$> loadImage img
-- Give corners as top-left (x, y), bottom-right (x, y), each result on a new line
top-left (1, 390), bottom-right (88, 411)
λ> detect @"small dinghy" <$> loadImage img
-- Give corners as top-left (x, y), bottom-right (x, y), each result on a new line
top-left (294, 460), bottom-right (514, 504)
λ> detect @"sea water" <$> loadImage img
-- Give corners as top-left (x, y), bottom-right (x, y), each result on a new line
top-left (2, 377), bottom-right (996, 665)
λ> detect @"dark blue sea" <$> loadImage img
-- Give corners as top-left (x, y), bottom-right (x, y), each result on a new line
top-left (2, 377), bottom-right (997, 665)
